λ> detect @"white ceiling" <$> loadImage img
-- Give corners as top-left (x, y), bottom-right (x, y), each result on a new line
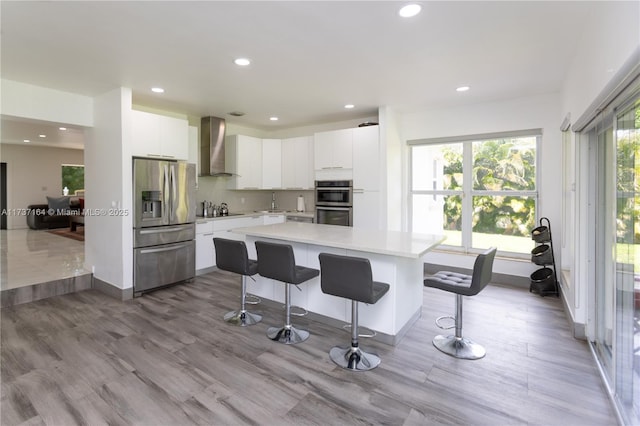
top-left (0, 1), bottom-right (603, 149)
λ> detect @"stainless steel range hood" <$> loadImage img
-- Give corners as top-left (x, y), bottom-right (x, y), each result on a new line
top-left (200, 116), bottom-right (230, 176)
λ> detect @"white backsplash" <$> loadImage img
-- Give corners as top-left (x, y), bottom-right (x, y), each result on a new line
top-left (196, 177), bottom-right (314, 214)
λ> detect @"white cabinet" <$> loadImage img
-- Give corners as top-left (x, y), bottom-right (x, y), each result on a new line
top-left (261, 139), bottom-right (282, 189)
top-left (282, 136), bottom-right (314, 189)
top-left (195, 221), bottom-right (215, 271)
top-left (131, 110), bottom-right (159, 157)
top-left (353, 191), bottom-right (381, 230)
top-left (161, 116), bottom-right (190, 159)
top-left (131, 110), bottom-right (189, 159)
top-left (314, 128), bottom-right (353, 170)
top-left (196, 216), bottom-right (266, 272)
top-left (226, 135), bottom-right (263, 189)
top-left (352, 125), bottom-right (381, 229)
top-left (353, 126), bottom-right (380, 191)
top-left (263, 214), bottom-right (285, 225)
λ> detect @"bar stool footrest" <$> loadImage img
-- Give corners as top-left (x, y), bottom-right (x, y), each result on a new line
top-left (435, 315), bottom-right (455, 330)
top-left (341, 324), bottom-right (376, 338)
top-left (245, 294), bottom-right (261, 305)
top-left (282, 304), bottom-right (308, 317)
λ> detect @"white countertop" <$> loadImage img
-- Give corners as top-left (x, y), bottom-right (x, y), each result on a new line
top-left (196, 211), bottom-right (314, 223)
top-left (232, 222), bottom-right (445, 259)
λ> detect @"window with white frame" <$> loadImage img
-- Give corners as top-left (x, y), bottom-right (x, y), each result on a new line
top-left (409, 130), bottom-right (540, 255)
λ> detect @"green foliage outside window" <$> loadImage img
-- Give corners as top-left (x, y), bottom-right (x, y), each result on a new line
top-left (441, 138), bottom-right (536, 239)
top-left (62, 165), bottom-right (84, 195)
top-left (615, 101), bottom-right (640, 246)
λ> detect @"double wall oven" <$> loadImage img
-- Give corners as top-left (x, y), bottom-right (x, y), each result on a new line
top-left (315, 180), bottom-right (352, 227)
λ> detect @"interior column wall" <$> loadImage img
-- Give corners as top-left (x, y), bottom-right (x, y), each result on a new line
top-left (85, 87), bottom-right (132, 290)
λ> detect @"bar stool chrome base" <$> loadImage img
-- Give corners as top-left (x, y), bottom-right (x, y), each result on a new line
top-left (267, 325), bottom-right (309, 344)
top-left (433, 334), bottom-right (486, 360)
top-left (224, 309), bottom-right (262, 327)
top-left (329, 345), bottom-right (381, 371)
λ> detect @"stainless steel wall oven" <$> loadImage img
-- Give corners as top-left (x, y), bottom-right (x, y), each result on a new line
top-left (315, 180), bottom-right (353, 226)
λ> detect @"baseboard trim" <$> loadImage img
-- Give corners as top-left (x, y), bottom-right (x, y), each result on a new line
top-left (91, 277), bottom-right (133, 301)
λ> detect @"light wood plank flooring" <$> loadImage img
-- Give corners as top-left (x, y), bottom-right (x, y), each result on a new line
top-left (1, 269), bottom-right (617, 425)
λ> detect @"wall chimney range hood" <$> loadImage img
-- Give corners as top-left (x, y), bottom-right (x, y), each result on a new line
top-left (200, 116), bottom-right (230, 176)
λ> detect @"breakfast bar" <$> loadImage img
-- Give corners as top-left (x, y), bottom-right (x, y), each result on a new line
top-left (231, 222), bottom-right (445, 345)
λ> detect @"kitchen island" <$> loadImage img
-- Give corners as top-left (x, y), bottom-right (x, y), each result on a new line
top-left (232, 222), bottom-right (445, 345)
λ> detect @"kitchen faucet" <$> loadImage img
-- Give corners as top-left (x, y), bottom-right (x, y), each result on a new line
top-left (270, 192), bottom-right (277, 210)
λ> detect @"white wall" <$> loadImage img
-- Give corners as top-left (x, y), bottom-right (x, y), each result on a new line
top-left (0, 144), bottom-right (83, 229)
top-left (1, 79), bottom-right (93, 126)
top-left (561, 1), bottom-right (640, 121)
top-left (399, 93), bottom-right (562, 278)
top-left (85, 87), bottom-right (132, 290)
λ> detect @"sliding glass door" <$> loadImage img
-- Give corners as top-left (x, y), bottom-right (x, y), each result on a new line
top-left (613, 97), bottom-right (639, 424)
top-left (593, 123), bottom-right (615, 378)
top-left (591, 94), bottom-right (640, 425)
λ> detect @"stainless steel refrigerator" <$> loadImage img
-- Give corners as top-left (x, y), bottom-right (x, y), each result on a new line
top-left (132, 158), bottom-right (196, 295)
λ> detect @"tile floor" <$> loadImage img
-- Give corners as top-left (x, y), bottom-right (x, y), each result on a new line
top-left (0, 229), bottom-right (87, 291)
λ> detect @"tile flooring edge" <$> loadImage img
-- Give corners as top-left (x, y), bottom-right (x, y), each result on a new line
top-left (1, 273), bottom-right (92, 308)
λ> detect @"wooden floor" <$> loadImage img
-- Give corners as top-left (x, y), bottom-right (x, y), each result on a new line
top-left (1, 270), bottom-right (617, 426)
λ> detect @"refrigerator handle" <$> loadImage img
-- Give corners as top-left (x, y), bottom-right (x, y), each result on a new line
top-left (139, 243), bottom-right (189, 255)
top-left (172, 164), bottom-right (177, 206)
top-left (163, 163), bottom-right (170, 218)
top-left (139, 226), bottom-right (190, 235)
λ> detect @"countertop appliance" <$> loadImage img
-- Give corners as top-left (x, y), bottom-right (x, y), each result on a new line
top-left (133, 158), bottom-right (196, 296)
top-left (315, 180), bottom-right (353, 227)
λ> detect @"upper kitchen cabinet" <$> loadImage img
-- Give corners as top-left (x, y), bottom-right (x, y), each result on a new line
top-left (352, 125), bottom-right (380, 191)
top-left (314, 128), bottom-right (353, 170)
top-left (131, 110), bottom-right (189, 159)
top-left (261, 138), bottom-right (282, 189)
top-left (226, 134), bottom-right (263, 189)
top-left (281, 136), bottom-right (314, 190)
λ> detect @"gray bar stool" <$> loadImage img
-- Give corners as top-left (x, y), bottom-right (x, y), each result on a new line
top-left (255, 241), bottom-right (319, 344)
top-left (213, 238), bottom-right (262, 326)
top-left (318, 253), bottom-right (390, 371)
top-left (423, 247), bottom-right (496, 360)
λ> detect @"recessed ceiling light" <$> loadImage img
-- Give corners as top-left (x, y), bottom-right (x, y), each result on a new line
top-left (270, 117), bottom-right (279, 121)
top-left (234, 58), bottom-right (251, 66)
top-left (456, 86), bottom-right (470, 92)
top-left (399, 4), bottom-right (422, 18)
top-left (59, 127), bottom-right (67, 131)
top-left (151, 87), bottom-right (164, 93)
top-left (39, 134), bottom-right (46, 138)
top-left (344, 104), bottom-right (355, 109)
top-left (23, 139), bottom-right (30, 143)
